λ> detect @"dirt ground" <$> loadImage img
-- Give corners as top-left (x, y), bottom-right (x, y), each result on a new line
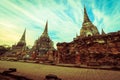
top-left (0, 61), bottom-right (120, 80)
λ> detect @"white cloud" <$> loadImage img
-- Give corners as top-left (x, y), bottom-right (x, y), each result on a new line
top-left (91, 1), bottom-right (120, 34)
top-left (0, 0), bottom-right (120, 48)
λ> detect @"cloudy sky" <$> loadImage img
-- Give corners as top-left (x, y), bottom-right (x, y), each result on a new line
top-left (0, 0), bottom-right (120, 48)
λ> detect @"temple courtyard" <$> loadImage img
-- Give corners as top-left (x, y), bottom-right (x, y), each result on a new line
top-left (0, 61), bottom-right (120, 80)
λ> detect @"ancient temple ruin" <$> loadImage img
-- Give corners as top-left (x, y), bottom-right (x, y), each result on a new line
top-left (31, 21), bottom-right (55, 56)
top-left (56, 7), bottom-right (120, 65)
top-left (11, 29), bottom-right (27, 55)
top-left (80, 7), bottom-right (100, 37)
top-left (1, 29), bottom-right (28, 60)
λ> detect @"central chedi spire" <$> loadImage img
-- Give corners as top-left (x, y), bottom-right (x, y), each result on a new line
top-left (41, 21), bottom-right (48, 37)
top-left (32, 21), bottom-right (55, 56)
top-left (80, 6), bottom-right (99, 37)
top-left (83, 6), bottom-right (90, 23)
